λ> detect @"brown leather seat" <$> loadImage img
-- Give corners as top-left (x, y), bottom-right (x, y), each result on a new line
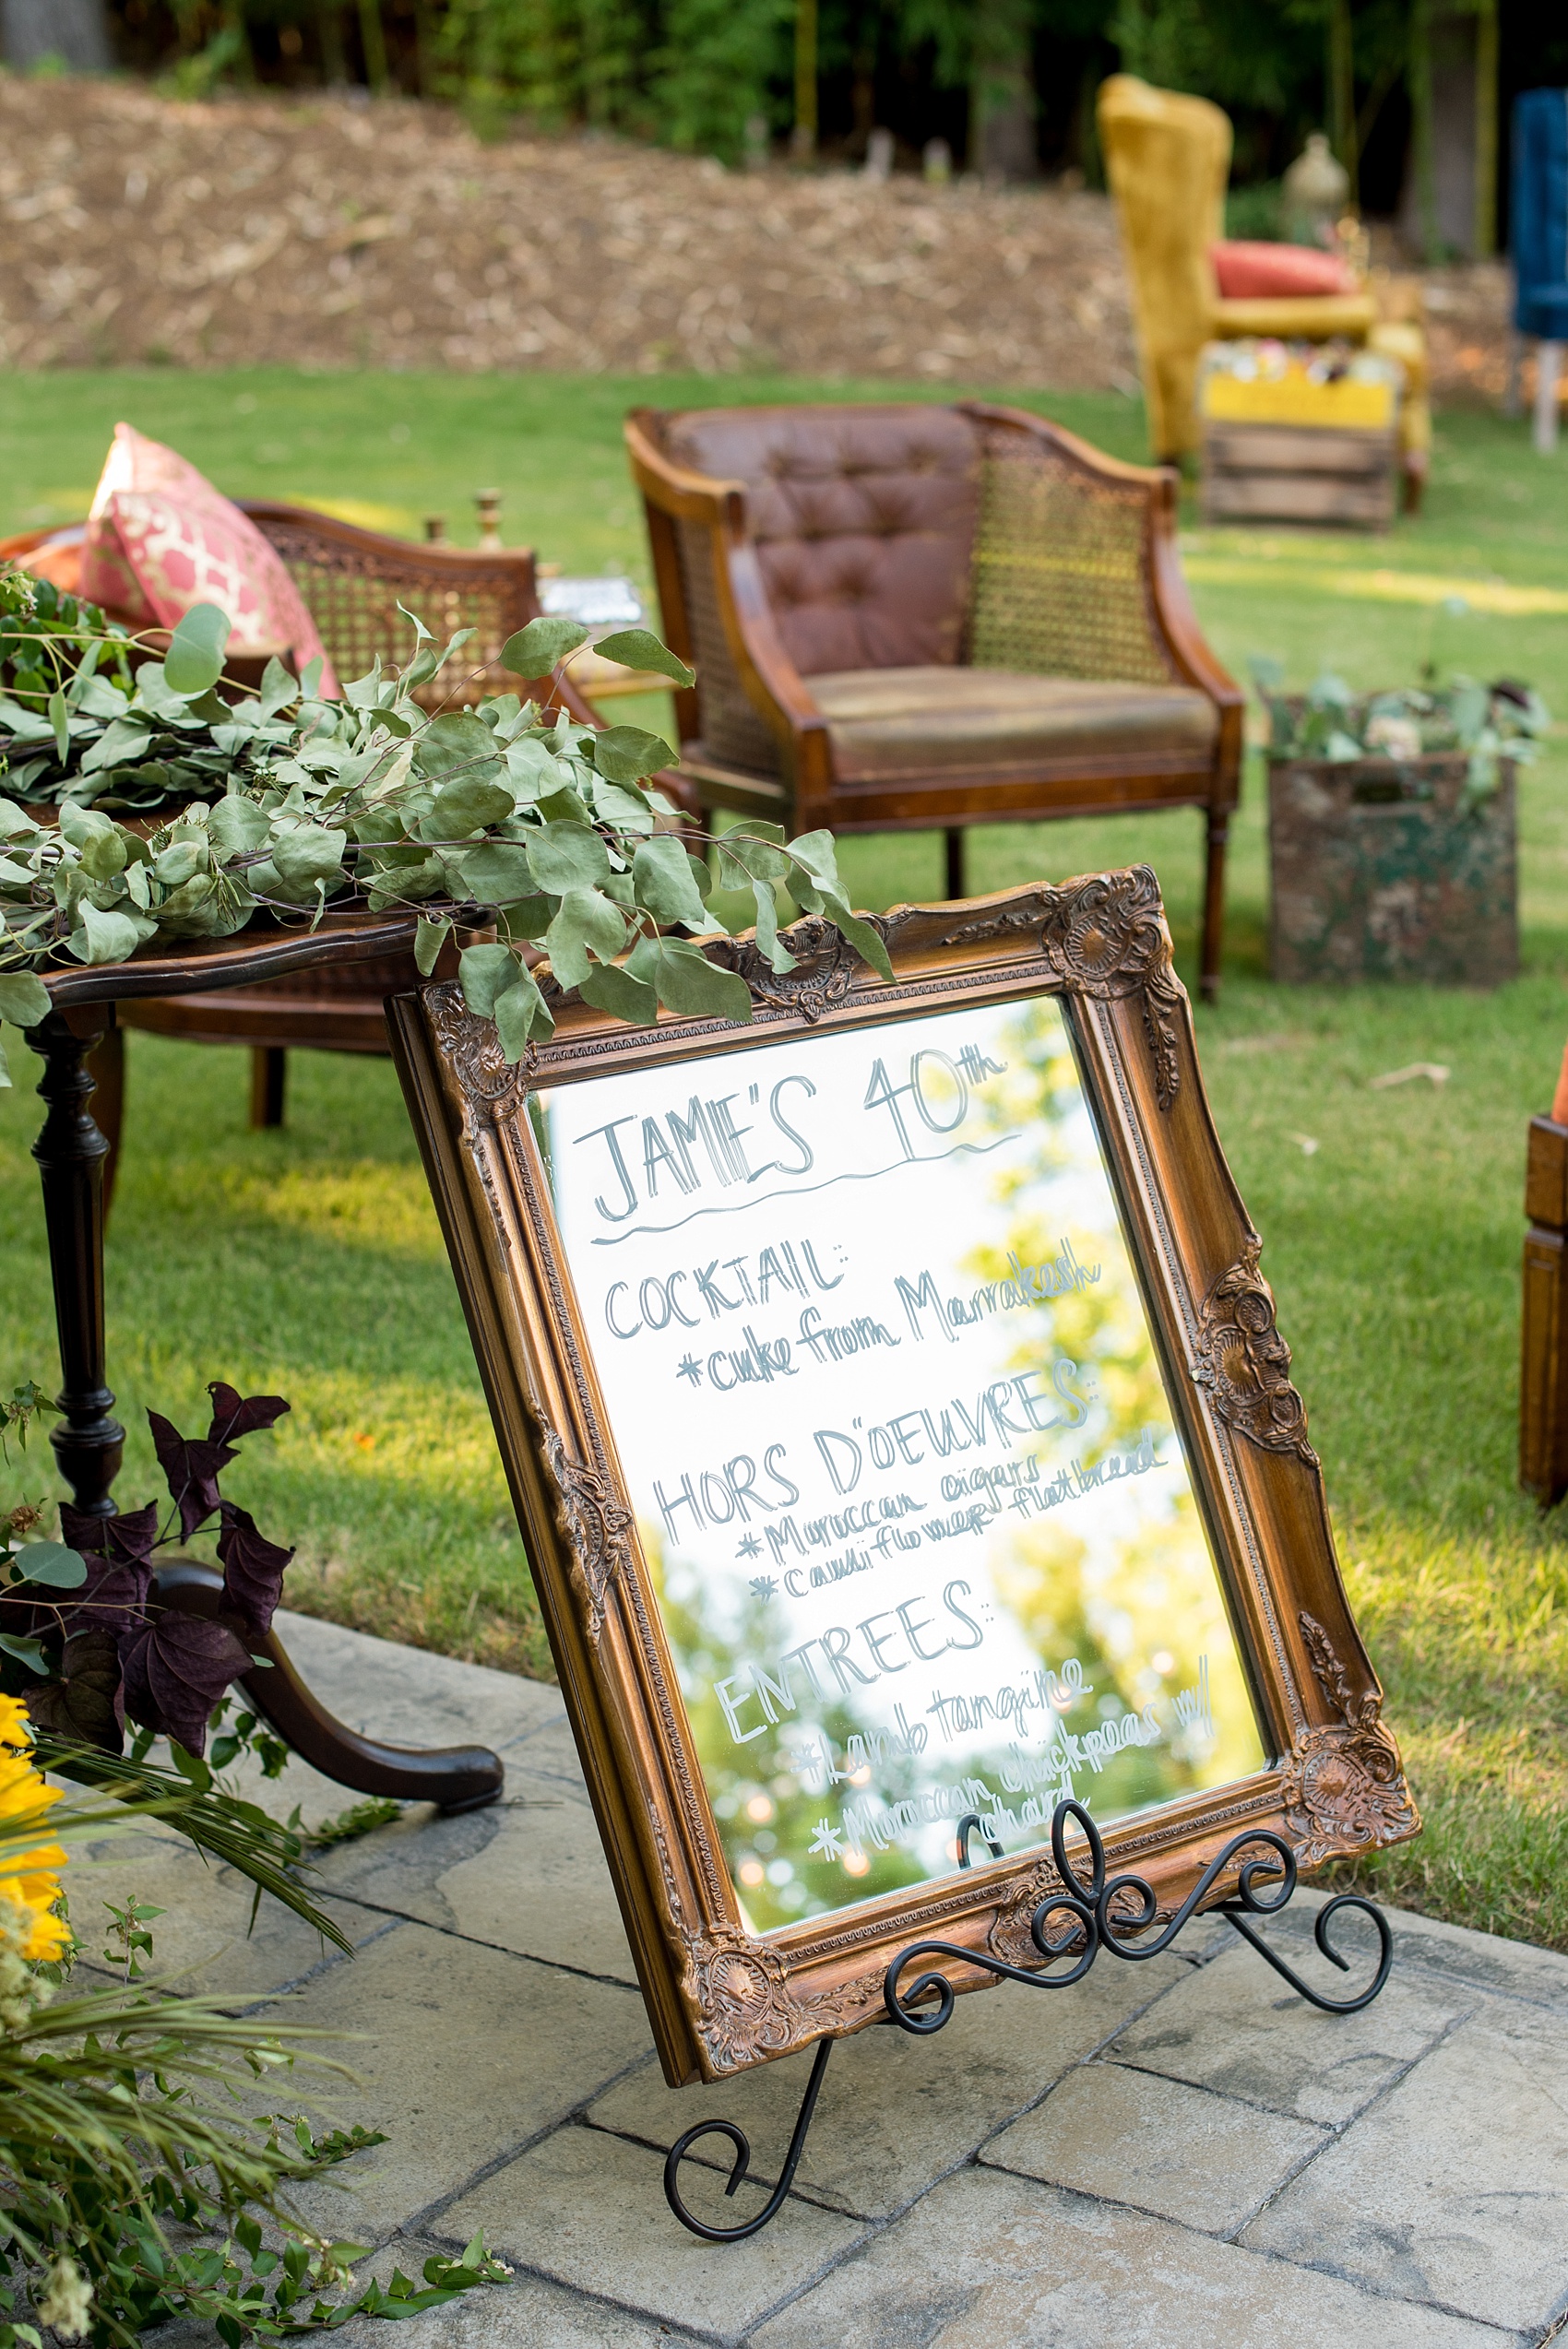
top-left (809, 669), bottom-right (1218, 787)
top-left (625, 398), bottom-right (1242, 997)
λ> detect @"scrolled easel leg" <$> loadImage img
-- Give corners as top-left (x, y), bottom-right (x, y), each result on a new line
top-left (662, 2034), bottom-right (834, 2243)
top-left (1219, 1890), bottom-right (1393, 2014)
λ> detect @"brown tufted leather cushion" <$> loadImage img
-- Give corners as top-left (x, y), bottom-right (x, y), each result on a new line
top-left (661, 406), bottom-right (980, 675)
top-left (809, 668), bottom-right (1218, 782)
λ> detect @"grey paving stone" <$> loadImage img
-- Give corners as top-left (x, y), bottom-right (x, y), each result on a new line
top-left (1242, 1999), bottom-right (1568, 2331)
top-left (981, 2058), bottom-right (1326, 2234)
top-left (270, 1608), bottom-right (563, 1756)
top-left (1109, 1921), bottom-right (1464, 2125)
top-left (249, 1920), bottom-right (653, 2240)
top-left (1378, 1900), bottom-right (1568, 2012)
top-left (444, 2121), bottom-right (863, 2345)
top-left (66, 1824), bottom-right (385, 1999)
top-left (312, 1772), bottom-right (638, 1983)
top-left (497, 1712), bottom-right (591, 1794)
top-left (589, 1953), bottom-right (1193, 2222)
top-left (748, 2167), bottom-right (1516, 2349)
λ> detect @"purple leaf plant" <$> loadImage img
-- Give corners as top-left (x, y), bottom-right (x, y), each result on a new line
top-left (2, 1382), bottom-right (294, 1758)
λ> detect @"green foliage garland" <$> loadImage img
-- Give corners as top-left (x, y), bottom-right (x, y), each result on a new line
top-left (0, 583), bottom-right (892, 1089)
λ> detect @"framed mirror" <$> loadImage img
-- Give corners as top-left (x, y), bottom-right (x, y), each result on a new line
top-left (390, 869), bottom-right (1418, 2087)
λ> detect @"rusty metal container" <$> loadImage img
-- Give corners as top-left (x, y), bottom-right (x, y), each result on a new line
top-left (1267, 752), bottom-right (1518, 987)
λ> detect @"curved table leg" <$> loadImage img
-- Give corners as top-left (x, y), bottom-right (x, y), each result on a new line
top-left (153, 1562), bottom-right (504, 1813)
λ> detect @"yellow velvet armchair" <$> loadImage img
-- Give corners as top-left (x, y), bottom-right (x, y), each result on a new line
top-left (1098, 75), bottom-right (1430, 501)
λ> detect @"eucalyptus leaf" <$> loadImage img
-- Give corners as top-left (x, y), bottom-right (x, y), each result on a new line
top-left (79, 718), bottom-right (154, 775)
top-left (752, 879), bottom-right (797, 973)
top-left (593, 629), bottom-right (696, 690)
top-left (504, 737), bottom-right (561, 802)
top-left (47, 689), bottom-right (69, 764)
top-left (500, 617), bottom-right (589, 676)
top-left (418, 711), bottom-right (504, 781)
top-left (579, 961), bottom-right (659, 1026)
top-left (544, 886), bottom-right (629, 990)
top-left (457, 941), bottom-right (524, 1017)
top-left (0, 1631), bottom-right (47, 1673)
top-left (528, 823), bottom-right (611, 894)
top-left (493, 967), bottom-right (553, 1057)
top-left (10, 1539), bottom-right (87, 1589)
top-left (640, 937), bottom-right (753, 1023)
top-left (456, 839), bottom-right (540, 906)
top-left (0, 970), bottom-right (51, 1027)
top-left (592, 726), bottom-right (674, 787)
top-left (208, 796), bottom-right (272, 855)
top-left (0, 797), bottom-right (42, 839)
top-left (66, 900), bottom-right (145, 966)
top-left (163, 603), bottom-right (232, 698)
top-left (78, 825), bottom-right (130, 882)
top-left (427, 777), bottom-right (516, 837)
top-left (413, 917), bottom-right (450, 976)
top-left (272, 826), bottom-right (348, 888)
top-left (632, 836), bottom-right (710, 931)
top-left (259, 656), bottom-right (298, 719)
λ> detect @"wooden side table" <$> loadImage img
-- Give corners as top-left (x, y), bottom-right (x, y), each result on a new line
top-left (25, 915), bottom-right (504, 1809)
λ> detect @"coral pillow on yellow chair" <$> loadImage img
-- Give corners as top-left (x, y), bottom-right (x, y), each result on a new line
top-left (80, 423), bottom-right (339, 692)
top-left (1210, 241), bottom-right (1355, 299)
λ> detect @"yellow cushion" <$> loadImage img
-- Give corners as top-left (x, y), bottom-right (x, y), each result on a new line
top-left (1212, 294), bottom-right (1378, 340)
top-left (810, 667), bottom-right (1218, 783)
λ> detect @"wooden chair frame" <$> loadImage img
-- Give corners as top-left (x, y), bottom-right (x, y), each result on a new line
top-left (625, 400), bottom-right (1244, 1000)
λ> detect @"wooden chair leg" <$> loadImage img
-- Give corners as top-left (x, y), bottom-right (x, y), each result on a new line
top-left (1200, 811), bottom-right (1229, 1003)
top-left (250, 1046), bottom-right (286, 1129)
top-left (944, 828), bottom-right (965, 900)
top-left (86, 1019), bottom-right (125, 1227)
top-left (1523, 1107), bottom-right (1568, 1504)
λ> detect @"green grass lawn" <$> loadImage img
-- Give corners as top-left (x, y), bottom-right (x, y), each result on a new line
top-left (4, 369), bottom-right (1568, 1949)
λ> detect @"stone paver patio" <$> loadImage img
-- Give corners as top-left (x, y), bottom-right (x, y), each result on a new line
top-left (88, 1612), bottom-right (1568, 2349)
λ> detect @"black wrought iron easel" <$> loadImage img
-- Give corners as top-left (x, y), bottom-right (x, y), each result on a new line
top-left (662, 1800), bottom-right (1392, 2243)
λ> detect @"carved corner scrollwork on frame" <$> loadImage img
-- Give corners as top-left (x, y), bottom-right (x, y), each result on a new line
top-left (1038, 866), bottom-right (1184, 1112)
top-left (1284, 1611), bottom-right (1420, 1869)
top-left (938, 865), bottom-right (1184, 1109)
top-left (703, 919), bottom-right (867, 1025)
top-left (1194, 1241), bottom-right (1317, 1463)
top-left (424, 980), bottom-right (529, 1131)
top-left (539, 1430), bottom-right (636, 1647)
top-left (683, 1929), bottom-right (884, 2076)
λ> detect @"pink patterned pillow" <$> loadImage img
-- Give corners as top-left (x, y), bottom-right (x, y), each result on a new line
top-left (80, 424), bottom-right (339, 694)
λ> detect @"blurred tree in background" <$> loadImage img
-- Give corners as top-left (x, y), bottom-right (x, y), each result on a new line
top-left (12, 0), bottom-right (1561, 243)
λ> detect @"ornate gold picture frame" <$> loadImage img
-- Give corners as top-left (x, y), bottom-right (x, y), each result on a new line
top-left (388, 867), bottom-right (1417, 2090)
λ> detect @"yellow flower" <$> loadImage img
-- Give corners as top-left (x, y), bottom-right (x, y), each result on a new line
top-left (0, 1693), bottom-right (68, 1960)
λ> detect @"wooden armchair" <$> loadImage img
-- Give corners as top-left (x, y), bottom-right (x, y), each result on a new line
top-left (625, 398), bottom-right (1243, 997)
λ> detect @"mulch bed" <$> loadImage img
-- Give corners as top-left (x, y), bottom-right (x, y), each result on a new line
top-left (0, 75), bottom-right (1503, 397)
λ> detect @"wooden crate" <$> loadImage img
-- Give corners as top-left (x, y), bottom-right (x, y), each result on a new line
top-left (1201, 421), bottom-right (1397, 528)
top-left (1268, 752), bottom-right (1517, 987)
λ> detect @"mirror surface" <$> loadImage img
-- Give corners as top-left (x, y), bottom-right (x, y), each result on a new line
top-left (538, 995), bottom-right (1265, 1932)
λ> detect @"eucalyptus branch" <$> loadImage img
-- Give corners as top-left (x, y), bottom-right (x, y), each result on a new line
top-left (0, 596), bottom-right (893, 1086)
